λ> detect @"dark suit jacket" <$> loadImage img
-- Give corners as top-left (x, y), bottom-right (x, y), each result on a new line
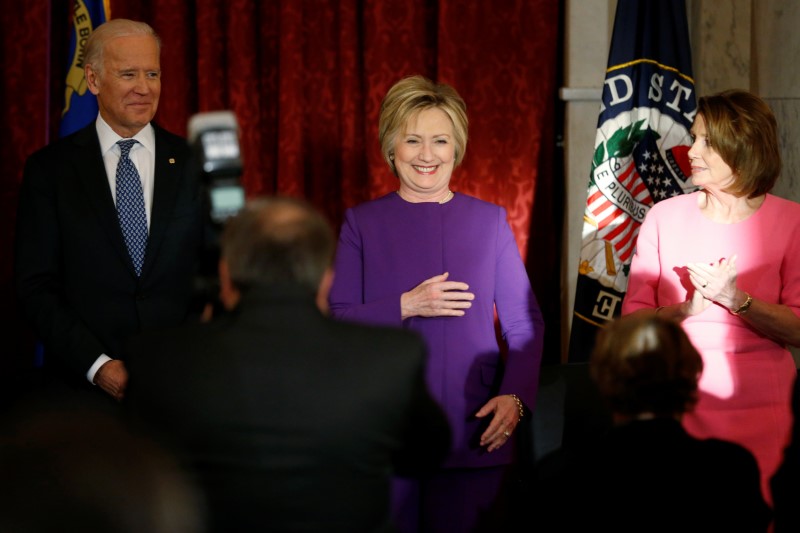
top-left (533, 418), bottom-right (771, 533)
top-left (14, 121), bottom-right (204, 389)
top-left (125, 284), bottom-right (452, 533)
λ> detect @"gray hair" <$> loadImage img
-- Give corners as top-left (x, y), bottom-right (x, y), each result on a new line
top-left (221, 197), bottom-right (335, 293)
top-left (85, 19), bottom-right (161, 76)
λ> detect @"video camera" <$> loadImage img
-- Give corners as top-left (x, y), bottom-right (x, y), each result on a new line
top-left (189, 111), bottom-right (246, 224)
top-left (188, 111), bottom-right (246, 311)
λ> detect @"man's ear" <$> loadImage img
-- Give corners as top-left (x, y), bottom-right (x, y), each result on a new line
top-left (85, 64), bottom-right (101, 96)
top-left (316, 268), bottom-right (334, 315)
top-left (218, 259), bottom-right (240, 311)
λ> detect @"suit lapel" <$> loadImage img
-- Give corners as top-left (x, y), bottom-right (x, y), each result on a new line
top-left (71, 125), bottom-right (136, 275)
top-left (141, 124), bottom-right (186, 279)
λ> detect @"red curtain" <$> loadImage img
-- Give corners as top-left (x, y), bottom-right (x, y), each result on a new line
top-left (0, 0), bottom-right (561, 376)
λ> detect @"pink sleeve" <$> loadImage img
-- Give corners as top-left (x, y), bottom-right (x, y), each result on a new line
top-left (780, 219), bottom-right (800, 318)
top-left (622, 209), bottom-right (661, 314)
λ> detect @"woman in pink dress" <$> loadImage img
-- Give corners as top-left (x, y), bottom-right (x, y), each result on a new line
top-left (623, 89), bottom-right (800, 505)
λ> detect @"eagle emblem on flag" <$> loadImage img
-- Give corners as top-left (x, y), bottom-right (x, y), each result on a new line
top-left (568, 0), bottom-right (698, 362)
top-left (579, 107), bottom-right (696, 293)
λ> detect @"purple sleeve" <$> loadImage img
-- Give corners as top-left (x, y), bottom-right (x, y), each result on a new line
top-left (493, 209), bottom-right (545, 411)
top-left (328, 208), bottom-right (403, 326)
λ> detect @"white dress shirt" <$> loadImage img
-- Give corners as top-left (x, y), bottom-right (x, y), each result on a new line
top-left (87, 116), bottom-right (156, 384)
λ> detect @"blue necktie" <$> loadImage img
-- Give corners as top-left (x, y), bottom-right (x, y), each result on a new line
top-left (115, 139), bottom-right (148, 276)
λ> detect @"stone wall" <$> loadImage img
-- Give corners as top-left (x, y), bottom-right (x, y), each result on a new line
top-left (561, 0), bottom-right (800, 360)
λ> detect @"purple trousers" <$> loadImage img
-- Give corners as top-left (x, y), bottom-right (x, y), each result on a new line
top-left (391, 465), bottom-right (519, 532)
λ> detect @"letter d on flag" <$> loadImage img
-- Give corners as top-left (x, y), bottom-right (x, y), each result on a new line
top-left (568, 0), bottom-right (697, 362)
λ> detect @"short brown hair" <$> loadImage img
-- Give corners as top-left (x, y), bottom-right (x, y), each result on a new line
top-left (85, 19), bottom-right (161, 76)
top-left (697, 90), bottom-right (781, 198)
top-left (590, 315), bottom-right (703, 418)
top-left (378, 75), bottom-right (468, 175)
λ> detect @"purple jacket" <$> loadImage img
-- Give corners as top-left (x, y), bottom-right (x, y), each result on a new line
top-left (329, 192), bottom-right (544, 468)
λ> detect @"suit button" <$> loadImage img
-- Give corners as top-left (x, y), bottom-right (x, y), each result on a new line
top-left (136, 294), bottom-right (147, 301)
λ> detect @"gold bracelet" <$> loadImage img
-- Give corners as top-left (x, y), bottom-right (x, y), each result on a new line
top-left (731, 293), bottom-right (753, 315)
top-left (509, 394), bottom-right (524, 419)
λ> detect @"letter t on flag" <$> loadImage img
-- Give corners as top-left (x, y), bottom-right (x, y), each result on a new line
top-left (59, 0), bottom-right (110, 138)
top-left (568, 0), bottom-right (697, 362)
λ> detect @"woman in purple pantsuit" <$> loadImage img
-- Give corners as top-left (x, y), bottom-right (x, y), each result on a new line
top-left (329, 75), bottom-right (545, 532)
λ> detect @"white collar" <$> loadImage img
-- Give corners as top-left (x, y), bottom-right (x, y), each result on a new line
top-left (95, 115), bottom-right (156, 156)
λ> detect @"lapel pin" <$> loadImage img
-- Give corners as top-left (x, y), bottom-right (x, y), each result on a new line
top-left (168, 158), bottom-right (176, 164)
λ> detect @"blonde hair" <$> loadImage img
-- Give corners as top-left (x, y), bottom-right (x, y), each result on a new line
top-left (378, 75), bottom-right (468, 175)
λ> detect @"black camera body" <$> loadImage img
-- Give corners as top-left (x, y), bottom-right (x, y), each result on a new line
top-left (188, 111), bottom-right (246, 312)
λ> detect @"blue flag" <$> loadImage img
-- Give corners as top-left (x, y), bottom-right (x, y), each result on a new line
top-left (59, 0), bottom-right (110, 137)
top-left (34, 1), bottom-right (110, 368)
top-left (568, 0), bottom-right (697, 362)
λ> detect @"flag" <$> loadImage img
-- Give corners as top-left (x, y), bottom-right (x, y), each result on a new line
top-left (568, 0), bottom-right (697, 362)
top-left (34, 0), bottom-right (110, 368)
top-left (59, 0), bottom-right (110, 137)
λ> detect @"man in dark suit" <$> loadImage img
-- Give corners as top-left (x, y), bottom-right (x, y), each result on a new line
top-left (125, 196), bottom-right (452, 532)
top-left (14, 19), bottom-right (203, 404)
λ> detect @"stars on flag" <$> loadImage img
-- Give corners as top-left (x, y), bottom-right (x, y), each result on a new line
top-left (634, 131), bottom-right (684, 202)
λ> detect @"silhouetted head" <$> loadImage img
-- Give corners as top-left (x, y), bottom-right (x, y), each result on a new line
top-left (591, 314), bottom-right (703, 420)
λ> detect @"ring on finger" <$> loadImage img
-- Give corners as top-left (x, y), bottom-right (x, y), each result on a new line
top-left (503, 430), bottom-right (510, 437)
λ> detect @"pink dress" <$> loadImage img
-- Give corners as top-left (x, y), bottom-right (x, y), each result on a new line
top-left (623, 191), bottom-right (800, 503)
